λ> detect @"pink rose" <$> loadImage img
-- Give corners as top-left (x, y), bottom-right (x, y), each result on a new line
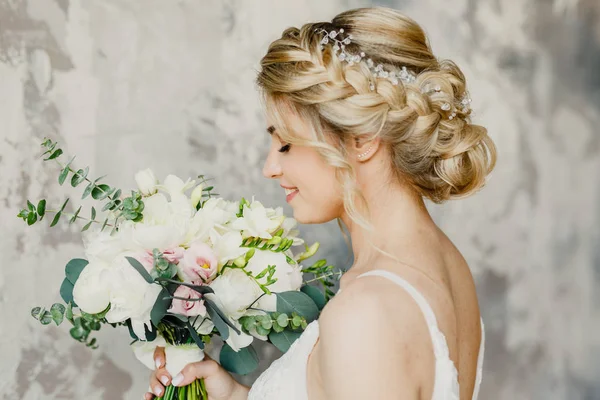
top-left (168, 285), bottom-right (207, 317)
top-left (135, 247), bottom-right (185, 272)
top-left (180, 242), bottom-right (218, 283)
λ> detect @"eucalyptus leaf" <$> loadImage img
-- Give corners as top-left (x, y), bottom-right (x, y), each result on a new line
top-left (50, 303), bottom-right (66, 326)
top-left (205, 300), bottom-right (231, 341)
top-left (276, 291), bottom-right (319, 322)
top-left (69, 206), bottom-right (82, 224)
top-left (31, 307), bottom-right (42, 320)
top-left (81, 221), bottom-right (93, 232)
top-left (151, 287), bottom-right (171, 325)
top-left (92, 184), bottom-right (111, 200)
top-left (82, 183), bottom-right (94, 199)
top-left (40, 311), bottom-right (53, 325)
top-left (27, 212), bottom-right (37, 226)
top-left (37, 199), bottom-right (46, 218)
top-left (60, 278), bottom-right (75, 304)
top-left (219, 344), bottom-right (259, 375)
top-left (45, 149), bottom-right (63, 161)
top-left (125, 256), bottom-right (153, 283)
top-left (49, 211), bottom-right (61, 227)
top-left (205, 298), bottom-right (240, 334)
top-left (91, 207), bottom-right (96, 220)
top-left (65, 258), bottom-right (89, 285)
top-left (268, 329), bottom-right (303, 353)
top-left (71, 169), bottom-right (86, 187)
top-left (185, 321), bottom-right (205, 350)
top-left (300, 285), bottom-right (327, 310)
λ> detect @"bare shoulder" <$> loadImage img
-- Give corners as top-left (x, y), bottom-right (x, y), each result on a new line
top-left (314, 275), bottom-right (434, 399)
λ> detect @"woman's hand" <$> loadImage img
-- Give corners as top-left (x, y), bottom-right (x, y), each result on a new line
top-left (144, 346), bottom-right (249, 400)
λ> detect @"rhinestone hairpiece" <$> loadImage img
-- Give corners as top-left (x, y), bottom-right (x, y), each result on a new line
top-left (316, 28), bottom-right (417, 91)
top-left (316, 28), bottom-right (473, 120)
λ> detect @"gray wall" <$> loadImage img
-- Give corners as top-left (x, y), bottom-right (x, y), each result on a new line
top-left (1, 0), bottom-right (599, 399)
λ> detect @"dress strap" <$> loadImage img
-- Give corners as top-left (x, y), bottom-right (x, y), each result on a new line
top-left (356, 269), bottom-right (448, 359)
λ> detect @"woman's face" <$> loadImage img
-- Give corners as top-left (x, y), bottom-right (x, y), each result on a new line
top-left (262, 111), bottom-right (344, 224)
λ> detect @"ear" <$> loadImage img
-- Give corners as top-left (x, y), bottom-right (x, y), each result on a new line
top-left (353, 136), bottom-right (381, 162)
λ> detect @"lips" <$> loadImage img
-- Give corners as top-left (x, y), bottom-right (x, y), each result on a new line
top-left (284, 187), bottom-right (299, 203)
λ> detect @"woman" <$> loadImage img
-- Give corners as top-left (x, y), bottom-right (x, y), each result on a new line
top-left (145, 6), bottom-right (495, 400)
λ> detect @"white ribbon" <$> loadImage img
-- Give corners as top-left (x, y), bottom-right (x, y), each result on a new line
top-left (131, 336), bottom-right (205, 377)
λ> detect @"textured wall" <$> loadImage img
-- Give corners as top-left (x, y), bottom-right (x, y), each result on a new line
top-left (1, 0), bottom-right (599, 399)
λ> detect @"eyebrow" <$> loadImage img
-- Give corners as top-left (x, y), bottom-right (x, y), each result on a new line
top-left (267, 125), bottom-right (276, 135)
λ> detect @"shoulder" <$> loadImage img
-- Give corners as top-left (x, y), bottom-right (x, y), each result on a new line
top-left (315, 275), bottom-right (434, 399)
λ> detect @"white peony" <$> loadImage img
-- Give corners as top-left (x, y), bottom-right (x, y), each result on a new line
top-left (244, 250), bottom-right (303, 312)
top-left (231, 201), bottom-right (284, 239)
top-left (72, 260), bottom-right (112, 314)
top-left (104, 256), bottom-right (163, 339)
top-left (186, 198), bottom-right (238, 244)
top-left (206, 268), bottom-right (263, 320)
top-left (135, 168), bottom-right (159, 196)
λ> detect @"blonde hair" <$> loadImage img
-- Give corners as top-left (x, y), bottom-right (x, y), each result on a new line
top-left (256, 7), bottom-right (496, 231)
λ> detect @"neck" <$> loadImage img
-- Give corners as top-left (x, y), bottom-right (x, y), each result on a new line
top-left (340, 178), bottom-right (436, 274)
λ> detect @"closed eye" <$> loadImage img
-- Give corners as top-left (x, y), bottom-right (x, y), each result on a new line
top-left (278, 144), bottom-right (291, 153)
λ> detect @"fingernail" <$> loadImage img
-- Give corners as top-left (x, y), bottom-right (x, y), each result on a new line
top-left (153, 385), bottom-right (163, 396)
top-left (160, 376), bottom-right (169, 385)
top-left (172, 373), bottom-right (183, 387)
top-left (155, 358), bottom-right (161, 368)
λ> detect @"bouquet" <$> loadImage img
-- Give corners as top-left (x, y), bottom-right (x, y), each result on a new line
top-left (20, 139), bottom-right (343, 400)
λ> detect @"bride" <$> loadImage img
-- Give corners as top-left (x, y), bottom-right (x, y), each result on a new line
top-left (145, 6), bottom-right (496, 400)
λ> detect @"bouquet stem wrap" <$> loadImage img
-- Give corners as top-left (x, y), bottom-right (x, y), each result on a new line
top-left (132, 332), bottom-right (208, 400)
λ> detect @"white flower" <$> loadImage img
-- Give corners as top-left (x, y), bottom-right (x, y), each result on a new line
top-left (83, 228), bottom-right (131, 263)
top-left (142, 193), bottom-right (171, 225)
top-left (225, 320), bottom-right (254, 352)
top-left (104, 256), bottom-right (163, 339)
top-left (159, 175), bottom-right (196, 197)
top-left (281, 217), bottom-right (304, 246)
top-left (231, 201), bottom-right (284, 239)
top-left (206, 269), bottom-right (262, 320)
top-left (212, 231), bottom-right (247, 268)
top-left (72, 260), bottom-right (112, 314)
top-left (135, 169), bottom-right (159, 196)
top-left (186, 198), bottom-right (238, 244)
top-left (190, 184), bottom-right (204, 209)
top-left (245, 250), bottom-right (303, 312)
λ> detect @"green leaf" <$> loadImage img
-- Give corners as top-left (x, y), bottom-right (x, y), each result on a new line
top-left (82, 183), bottom-right (94, 199)
top-left (50, 212), bottom-right (61, 227)
top-left (60, 278), bottom-right (75, 304)
top-left (71, 168), bottom-right (87, 187)
top-left (65, 258), bottom-right (89, 285)
top-left (92, 184), bottom-right (111, 200)
top-left (186, 321), bottom-right (205, 350)
top-left (27, 212), bottom-right (37, 226)
top-left (66, 303), bottom-right (74, 322)
top-left (27, 200), bottom-right (36, 212)
top-left (59, 198), bottom-right (70, 213)
top-left (276, 313), bottom-right (289, 328)
top-left (50, 303), bottom-right (66, 326)
top-left (151, 288), bottom-right (171, 325)
top-left (220, 344), bottom-right (259, 375)
top-left (37, 199), bottom-right (46, 218)
top-left (101, 218), bottom-right (109, 231)
top-left (31, 307), bottom-right (42, 320)
top-left (276, 291), bottom-right (319, 322)
top-left (125, 256), bottom-right (153, 283)
top-left (44, 148), bottom-right (63, 161)
top-left (81, 221), bottom-right (93, 232)
top-left (268, 329), bottom-right (303, 353)
top-left (69, 206), bottom-right (82, 224)
top-left (58, 156), bottom-right (75, 185)
top-left (91, 207), bottom-right (96, 221)
top-left (300, 285), bottom-right (327, 310)
top-left (205, 301), bottom-right (231, 341)
top-left (40, 311), bottom-right (53, 325)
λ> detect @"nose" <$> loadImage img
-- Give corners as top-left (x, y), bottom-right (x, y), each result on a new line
top-left (262, 147), bottom-right (283, 179)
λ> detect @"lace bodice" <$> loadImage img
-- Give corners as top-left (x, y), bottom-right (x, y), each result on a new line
top-left (248, 269), bottom-right (485, 400)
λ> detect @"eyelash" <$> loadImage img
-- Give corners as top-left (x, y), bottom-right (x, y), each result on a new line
top-left (278, 144), bottom-right (291, 153)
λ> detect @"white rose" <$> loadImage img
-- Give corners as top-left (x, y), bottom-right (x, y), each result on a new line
top-left (72, 261), bottom-right (112, 314)
top-left (104, 256), bottom-right (163, 339)
top-left (206, 269), bottom-right (262, 320)
top-left (135, 169), bottom-right (158, 196)
top-left (245, 250), bottom-right (303, 312)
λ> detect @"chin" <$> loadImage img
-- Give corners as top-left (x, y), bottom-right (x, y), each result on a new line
top-left (291, 204), bottom-right (338, 225)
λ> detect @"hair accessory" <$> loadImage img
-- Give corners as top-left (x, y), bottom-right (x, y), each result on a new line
top-left (317, 28), bottom-right (472, 120)
top-left (316, 28), bottom-right (417, 91)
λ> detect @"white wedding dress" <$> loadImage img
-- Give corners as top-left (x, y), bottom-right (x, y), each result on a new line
top-left (248, 269), bottom-right (485, 400)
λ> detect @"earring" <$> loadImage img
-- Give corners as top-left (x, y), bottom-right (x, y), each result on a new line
top-left (357, 145), bottom-right (373, 160)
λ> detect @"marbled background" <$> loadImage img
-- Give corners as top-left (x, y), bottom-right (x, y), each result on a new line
top-left (1, 0), bottom-right (599, 399)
